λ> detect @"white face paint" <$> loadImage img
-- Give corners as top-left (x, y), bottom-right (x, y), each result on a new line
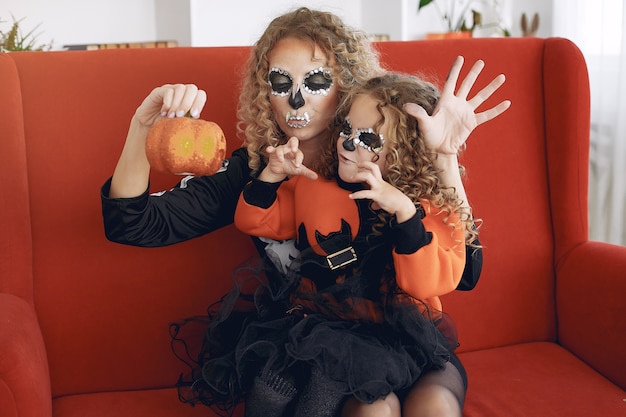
top-left (337, 94), bottom-right (390, 183)
top-left (268, 37), bottom-right (339, 143)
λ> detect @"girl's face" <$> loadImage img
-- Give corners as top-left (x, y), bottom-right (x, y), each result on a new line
top-left (268, 37), bottom-right (340, 144)
top-left (337, 94), bottom-right (389, 183)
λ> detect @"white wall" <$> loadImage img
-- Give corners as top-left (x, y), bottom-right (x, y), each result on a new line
top-left (362, 0), bottom-right (405, 40)
top-left (154, 0), bottom-right (191, 47)
top-left (184, 0), bottom-right (362, 47)
top-left (1, 0), bottom-right (361, 50)
top-left (1, 0), bottom-right (157, 49)
top-left (2, 0), bottom-right (553, 51)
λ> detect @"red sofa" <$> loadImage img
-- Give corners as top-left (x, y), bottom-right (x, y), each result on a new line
top-left (1, 37), bottom-right (625, 417)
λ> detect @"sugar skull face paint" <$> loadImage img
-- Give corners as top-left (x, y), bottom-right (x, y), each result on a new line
top-left (267, 37), bottom-right (339, 141)
top-left (268, 67), bottom-right (334, 97)
top-left (337, 94), bottom-right (390, 183)
top-left (268, 67), bottom-right (334, 128)
top-left (340, 119), bottom-right (385, 154)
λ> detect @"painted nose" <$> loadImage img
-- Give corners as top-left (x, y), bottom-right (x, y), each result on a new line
top-left (289, 86), bottom-right (305, 110)
top-left (342, 137), bottom-right (356, 151)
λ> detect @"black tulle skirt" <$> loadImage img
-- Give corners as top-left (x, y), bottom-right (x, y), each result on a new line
top-left (170, 255), bottom-right (460, 416)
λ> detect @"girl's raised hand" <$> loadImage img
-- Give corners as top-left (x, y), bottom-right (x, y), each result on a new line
top-left (134, 84), bottom-right (207, 128)
top-left (348, 162), bottom-right (416, 223)
top-left (404, 56), bottom-right (511, 155)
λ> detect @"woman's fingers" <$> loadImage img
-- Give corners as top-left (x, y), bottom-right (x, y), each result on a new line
top-left (159, 84), bottom-right (206, 118)
top-left (443, 56), bottom-right (465, 96)
top-left (475, 99), bottom-right (512, 126)
top-left (455, 59), bottom-right (485, 99)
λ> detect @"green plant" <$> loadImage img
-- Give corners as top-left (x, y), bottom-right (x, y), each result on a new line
top-left (418, 0), bottom-right (480, 33)
top-left (0, 15), bottom-right (53, 52)
top-left (417, 0), bottom-right (511, 36)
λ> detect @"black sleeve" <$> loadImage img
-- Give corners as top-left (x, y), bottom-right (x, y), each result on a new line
top-left (456, 239), bottom-right (483, 291)
top-left (241, 177), bottom-right (283, 209)
top-left (390, 211), bottom-right (483, 291)
top-left (101, 147), bottom-right (251, 247)
top-left (391, 213), bottom-right (432, 254)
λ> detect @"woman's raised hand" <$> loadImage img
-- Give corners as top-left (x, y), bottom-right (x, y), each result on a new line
top-left (110, 84), bottom-right (207, 198)
top-left (260, 137), bottom-right (319, 183)
top-left (134, 84), bottom-right (207, 128)
top-left (404, 56), bottom-right (511, 155)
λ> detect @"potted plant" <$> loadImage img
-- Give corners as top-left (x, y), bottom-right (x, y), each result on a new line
top-left (418, 0), bottom-right (479, 38)
top-left (418, 0), bottom-right (510, 39)
top-left (1, 15), bottom-right (53, 52)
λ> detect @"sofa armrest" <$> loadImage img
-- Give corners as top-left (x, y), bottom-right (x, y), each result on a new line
top-left (557, 240), bottom-right (626, 390)
top-left (0, 293), bottom-right (52, 417)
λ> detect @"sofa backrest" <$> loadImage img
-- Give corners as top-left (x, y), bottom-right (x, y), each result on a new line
top-left (6, 47), bottom-right (256, 397)
top-left (0, 37), bottom-right (589, 398)
top-left (0, 54), bottom-right (33, 302)
top-left (377, 38), bottom-right (590, 351)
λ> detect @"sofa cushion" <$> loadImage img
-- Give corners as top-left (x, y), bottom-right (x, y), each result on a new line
top-left (460, 342), bottom-right (626, 416)
top-left (50, 342), bottom-right (625, 417)
top-left (52, 388), bottom-right (237, 417)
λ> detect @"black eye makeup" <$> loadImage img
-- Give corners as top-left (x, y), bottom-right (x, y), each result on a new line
top-left (268, 67), bottom-right (333, 97)
top-left (268, 68), bottom-right (292, 97)
top-left (341, 119), bottom-right (352, 137)
top-left (340, 119), bottom-right (385, 154)
top-left (302, 68), bottom-right (333, 95)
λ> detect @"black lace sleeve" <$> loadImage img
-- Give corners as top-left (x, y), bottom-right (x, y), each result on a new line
top-left (101, 147), bottom-right (251, 247)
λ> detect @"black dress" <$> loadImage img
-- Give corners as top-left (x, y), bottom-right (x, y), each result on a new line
top-left (169, 174), bottom-right (466, 415)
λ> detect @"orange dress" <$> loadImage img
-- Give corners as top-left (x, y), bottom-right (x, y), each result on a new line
top-left (235, 175), bottom-right (465, 316)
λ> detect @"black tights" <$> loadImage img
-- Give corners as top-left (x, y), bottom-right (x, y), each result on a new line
top-left (401, 358), bottom-right (467, 417)
top-left (245, 358), bottom-right (466, 417)
top-left (340, 359), bottom-right (467, 417)
top-left (244, 370), bottom-right (297, 417)
top-left (293, 366), bottom-right (346, 417)
top-left (427, 355), bottom-right (466, 406)
top-left (244, 366), bottom-right (346, 417)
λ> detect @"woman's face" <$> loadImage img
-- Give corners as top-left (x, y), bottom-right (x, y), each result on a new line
top-left (337, 94), bottom-right (390, 183)
top-left (268, 37), bottom-right (340, 144)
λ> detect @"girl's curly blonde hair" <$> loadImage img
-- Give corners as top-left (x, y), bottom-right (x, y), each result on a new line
top-left (330, 73), bottom-right (479, 246)
top-left (236, 7), bottom-right (384, 174)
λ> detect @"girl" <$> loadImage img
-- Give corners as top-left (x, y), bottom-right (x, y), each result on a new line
top-left (232, 72), bottom-right (473, 417)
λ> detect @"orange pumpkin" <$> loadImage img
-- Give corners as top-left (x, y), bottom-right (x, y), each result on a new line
top-left (145, 117), bottom-right (227, 176)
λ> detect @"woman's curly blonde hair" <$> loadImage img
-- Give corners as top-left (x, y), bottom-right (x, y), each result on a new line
top-left (331, 73), bottom-right (479, 246)
top-left (236, 7), bottom-right (384, 174)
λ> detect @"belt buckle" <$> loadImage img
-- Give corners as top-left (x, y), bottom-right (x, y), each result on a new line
top-left (326, 246), bottom-right (357, 270)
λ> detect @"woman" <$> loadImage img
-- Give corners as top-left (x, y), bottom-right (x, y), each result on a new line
top-left (100, 7), bottom-right (510, 417)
